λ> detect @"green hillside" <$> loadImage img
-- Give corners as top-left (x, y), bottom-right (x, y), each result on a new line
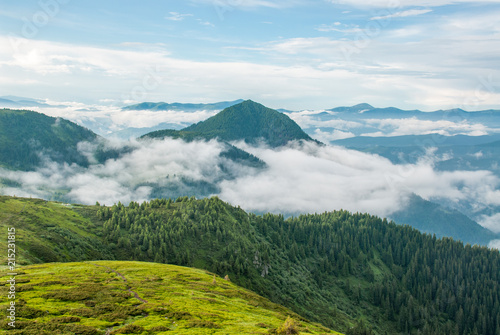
top-left (0, 261), bottom-right (337, 334)
top-left (0, 109), bottom-right (98, 171)
top-left (1, 195), bottom-right (500, 334)
top-left (145, 100), bottom-right (314, 147)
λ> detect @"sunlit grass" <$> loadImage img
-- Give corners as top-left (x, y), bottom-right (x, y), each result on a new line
top-left (0, 261), bottom-right (341, 334)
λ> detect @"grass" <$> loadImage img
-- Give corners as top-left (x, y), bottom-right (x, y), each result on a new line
top-left (0, 196), bottom-right (112, 266)
top-left (0, 261), bottom-right (342, 334)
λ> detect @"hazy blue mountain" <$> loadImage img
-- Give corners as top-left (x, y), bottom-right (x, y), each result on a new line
top-left (122, 99), bottom-right (245, 111)
top-left (331, 134), bottom-right (500, 180)
top-left (332, 134), bottom-right (500, 148)
top-left (390, 194), bottom-right (499, 246)
top-left (0, 96), bottom-right (52, 108)
top-left (327, 104), bottom-right (500, 121)
top-left (292, 104), bottom-right (500, 140)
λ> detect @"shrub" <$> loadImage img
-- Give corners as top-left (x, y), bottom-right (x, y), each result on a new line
top-left (111, 324), bottom-right (145, 334)
top-left (276, 317), bottom-right (300, 335)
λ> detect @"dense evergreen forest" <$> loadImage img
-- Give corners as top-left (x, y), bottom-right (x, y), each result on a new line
top-left (88, 196), bottom-right (500, 335)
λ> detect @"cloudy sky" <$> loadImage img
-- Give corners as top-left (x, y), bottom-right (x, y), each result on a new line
top-left (1, 0), bottom-right (500, 110)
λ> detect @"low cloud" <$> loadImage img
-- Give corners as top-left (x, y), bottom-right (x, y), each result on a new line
top-left (0, 138), bottom-right (230, 205)
top-left (479, 213), bottom-right (500, 234)
top-left (219, 141), bottom-right (500, 223)
top-left (363, 118), bottom-right (491, 137)
top-left (489, 240), bottom-right (500, 250)
top-left (313, 129), bottom-right (355, 142)
top-left (1, 137), bottom-right (499, 234)
top-left (22, 103), bottom-right (218, 137)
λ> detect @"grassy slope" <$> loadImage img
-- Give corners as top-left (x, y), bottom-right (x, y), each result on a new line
top-left (0, 261), bottom-right (339, 334)
top-left (0, 196), bottom-right (113, 265)
top-left (0, 196), bottom-right (363, 333)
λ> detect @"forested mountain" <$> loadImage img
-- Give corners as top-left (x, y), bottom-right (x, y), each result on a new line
top-left (145, 100), bottom-right (314, 147)
top-left (0, 109), bottom-right (98, 170)
top-left (2, 195), bottom-right (499, 334)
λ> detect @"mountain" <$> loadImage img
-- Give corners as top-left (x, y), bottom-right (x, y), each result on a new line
top-left (327, 104), bottom-right (500, 122)
top-left (0, 96), bottom-right (52, 108)
top-left (390, 194), bottom-right (499, 246)
top-left (146, 100), bottom-right (314, 147)
top-left (2, 195), bottom-right (500, 334)
top-left (122, 99), bottom-right (245, 111)
top-left (332, 134), bottom-right (500, 149)
top-left (0, 261), bottom-right (337, 334)
top-left (0, 109), bottom-right (99, 171)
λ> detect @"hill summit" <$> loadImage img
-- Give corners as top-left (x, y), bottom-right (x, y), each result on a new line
top-left (180, 100), bottom-right (313, 147)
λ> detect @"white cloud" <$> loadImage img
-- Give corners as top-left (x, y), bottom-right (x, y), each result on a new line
top-left (165, 12), bottom-right (193, 21)
top-left (2, 9), bottom-right (500, 112)
top-left (189, 0), bottom-right (304, 8)
top-left (0, 138), bottom-right (230, 205)
top-left (326, 0), bottom-right (500, 8)
top-left (1, 135), bottom-right (499, 236)
top-left (312, 128), bottom-right (356, 142)
top-left (363, 118), bottom-right (492, 137)
top-left (489, 239), bottom-right (500, 250)
top-left (219, 141), bottom-right (500, 219)
top-left (285, 111), bottom-right (365, 130)
top-left (371, 9), bottom-right (432, 20)
top-left (316, 23), bottom-right (363, 33)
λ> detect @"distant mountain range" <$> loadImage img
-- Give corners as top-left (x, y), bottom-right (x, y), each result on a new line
top-left (326, 103), bottom-right (500, 121)
top-left (0, 95), bottom-right (53, 108)
top-left (123, 99), bottom-right (244, 111)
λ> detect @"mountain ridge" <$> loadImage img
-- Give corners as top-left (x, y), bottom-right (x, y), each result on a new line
top-left (122, 99), bottom-right (245, 111)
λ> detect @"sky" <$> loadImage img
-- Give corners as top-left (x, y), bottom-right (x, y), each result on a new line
top-left (1, 0), bottom-right (500, 111)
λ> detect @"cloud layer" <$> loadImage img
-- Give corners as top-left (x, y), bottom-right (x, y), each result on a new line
top-left (1, 137), bottom-right (499, 235)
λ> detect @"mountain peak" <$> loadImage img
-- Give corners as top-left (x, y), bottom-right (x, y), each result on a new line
top-left (329, 103), bottom-right (374, 113)
top-left (182, 100), bottom-right (313, 147)
top-left (352, 103), bottom-right (374, 110)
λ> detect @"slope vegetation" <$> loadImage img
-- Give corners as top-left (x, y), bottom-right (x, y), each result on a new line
top-left (1, 195), bottom-right (499, 334)
top-left (0, 261), bottom-right (337, 334)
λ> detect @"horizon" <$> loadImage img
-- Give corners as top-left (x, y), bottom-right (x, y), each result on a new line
top-left (2, 95), bottom-right (500, 114)
top-left (1, 1), bottom-right (499, 111)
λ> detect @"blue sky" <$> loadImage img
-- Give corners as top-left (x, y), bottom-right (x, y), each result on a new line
top-left (1, 0), bottom-right (500, 110)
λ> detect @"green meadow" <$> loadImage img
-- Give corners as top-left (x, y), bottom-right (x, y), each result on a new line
top-left (0, 261), bottom-right (340, 334)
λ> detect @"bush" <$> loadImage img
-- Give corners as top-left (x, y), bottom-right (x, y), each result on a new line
top-left (276, 317), bottom-right (300, 335)
top-left (111, 324), bottom-right (145, 334)
top-left (51, 316), bottom-right (81, 323)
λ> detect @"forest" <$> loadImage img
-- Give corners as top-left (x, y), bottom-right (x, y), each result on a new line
top-left (87, 196), bottom-right (500, 335)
